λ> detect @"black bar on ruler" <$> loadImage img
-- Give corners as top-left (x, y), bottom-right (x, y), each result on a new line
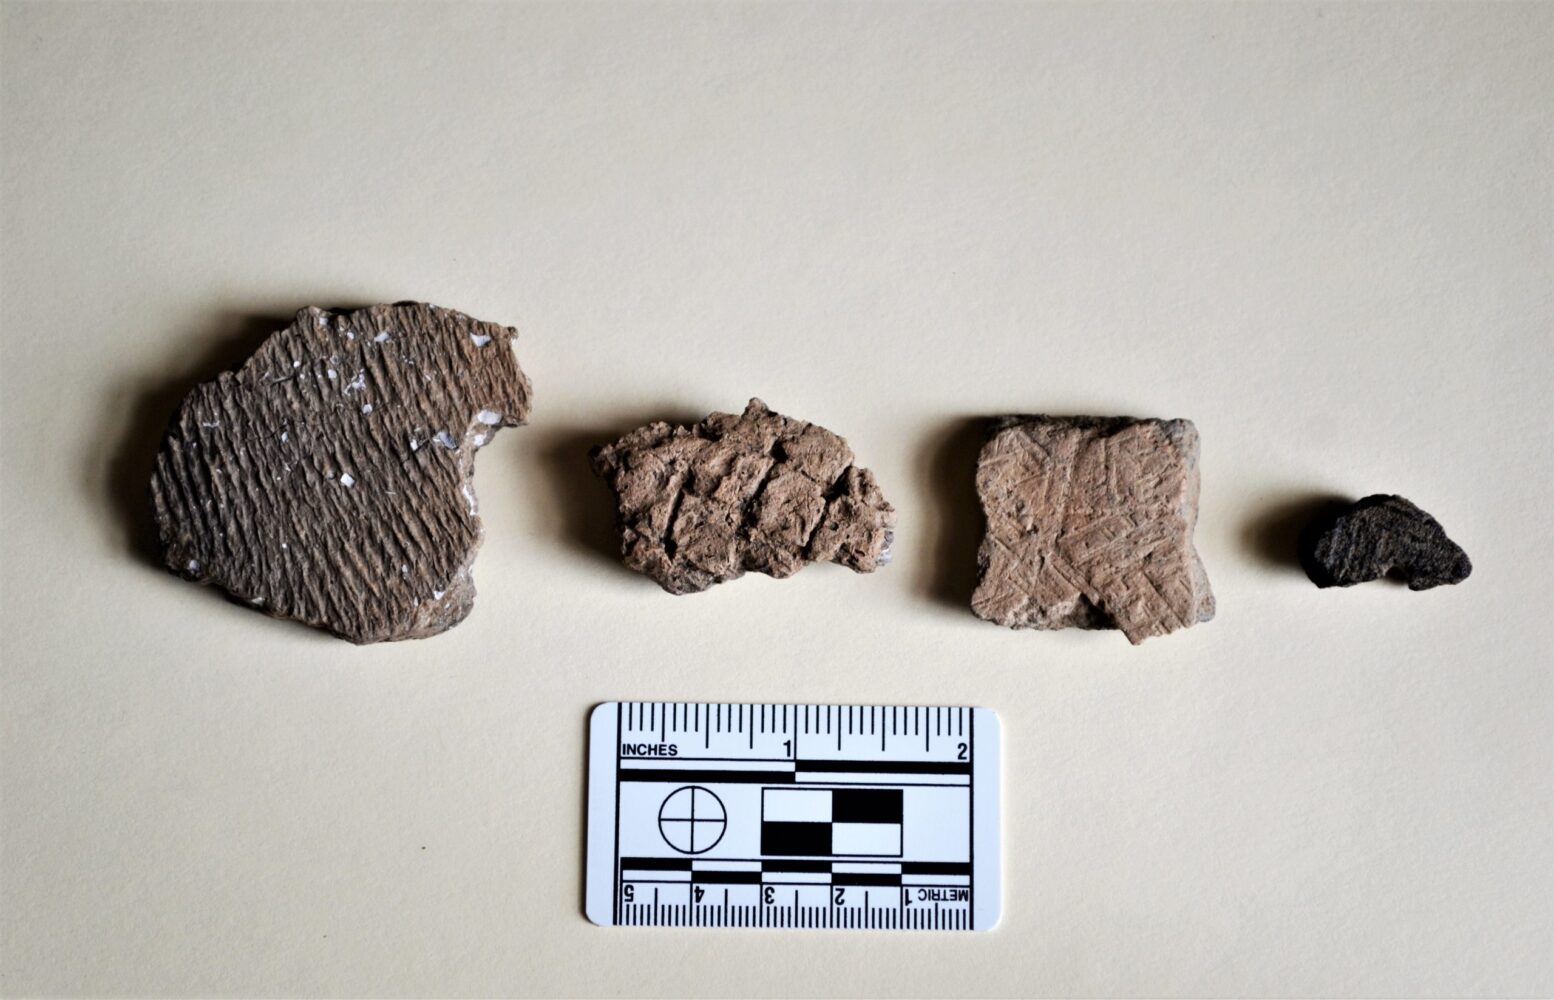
top-left (620, 769), bottom-right (797, 784)
top-left (620, 857), bottom-right (693, 871)
top-left (901, 861), bottom-right (973, 875)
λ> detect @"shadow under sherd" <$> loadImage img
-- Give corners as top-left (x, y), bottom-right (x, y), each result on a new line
top-left (914, 416), bottom-right (990, 612)
top-left (103, 310), bottom-right (302, 567)
top-left (527, 407), bottom-right (705, 572)
top-left (1240, 492), bottom-right (1353, 578)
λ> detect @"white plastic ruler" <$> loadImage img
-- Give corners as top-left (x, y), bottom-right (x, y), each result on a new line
top-left (585, 703), bottom-right (1001, 930)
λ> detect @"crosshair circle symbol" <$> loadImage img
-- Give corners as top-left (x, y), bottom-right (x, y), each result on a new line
top-left (657, 786), bottom-right (727, 854)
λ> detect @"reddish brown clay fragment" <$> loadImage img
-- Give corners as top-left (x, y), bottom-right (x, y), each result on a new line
top-left (590, 399), bottom-right (894, 594)
top-left (150, 303), bottom-right (532, 643)
top-left (971, 416), bottom-right (1214, 644)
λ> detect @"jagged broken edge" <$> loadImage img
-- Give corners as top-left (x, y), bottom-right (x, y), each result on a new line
top-left (149, 302), bottom-right (530, 643)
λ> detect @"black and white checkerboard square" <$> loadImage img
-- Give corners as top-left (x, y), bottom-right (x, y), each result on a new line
top-left (760, 788), bottom-right (903, 857)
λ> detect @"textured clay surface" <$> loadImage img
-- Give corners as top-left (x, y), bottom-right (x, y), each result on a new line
top-left (1299, 494), bottom-right (1471, 590)
top-left (589, 399), bottom-right (895, 594)
top-left (971, 416), bottom-right (1214, 644)
top-left (150, 303), bottom-right (532, 642)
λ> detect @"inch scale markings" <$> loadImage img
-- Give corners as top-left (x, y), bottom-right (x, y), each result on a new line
top-left (585, 703), bottom-right (1001, 931)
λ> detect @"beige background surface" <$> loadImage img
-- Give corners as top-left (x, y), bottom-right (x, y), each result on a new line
top-left (3, 2), bottom-right (1552, 996)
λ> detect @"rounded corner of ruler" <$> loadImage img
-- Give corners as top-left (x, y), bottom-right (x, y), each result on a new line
top-left (587, 701), bottom-right (1002, 932)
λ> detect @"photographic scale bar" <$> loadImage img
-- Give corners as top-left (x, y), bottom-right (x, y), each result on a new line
top-left (585, 702), bottom-right (1001, 931)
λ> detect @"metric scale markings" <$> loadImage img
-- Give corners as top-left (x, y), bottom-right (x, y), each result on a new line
top-left (585, 703), bottom-right (1001, 930)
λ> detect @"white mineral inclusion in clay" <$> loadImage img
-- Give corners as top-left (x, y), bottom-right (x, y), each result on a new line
top-left (150, 302), bottom-right (533, 643)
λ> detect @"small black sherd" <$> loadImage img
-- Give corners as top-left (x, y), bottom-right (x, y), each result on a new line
top-left (1299, 494), bottom-right (1472, 590)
